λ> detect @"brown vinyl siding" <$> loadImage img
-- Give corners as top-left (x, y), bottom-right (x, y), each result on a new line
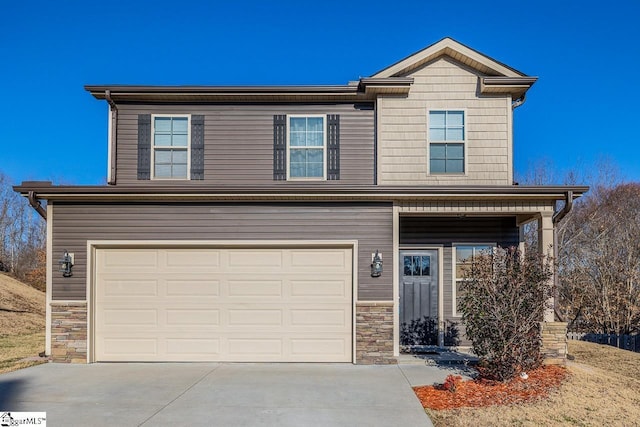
top-left (114, 103), bottom-right (374, 185)
top-left (51, 202), bottom-right (392, 301)
top-left (399, 216), bottom-right (519, 344)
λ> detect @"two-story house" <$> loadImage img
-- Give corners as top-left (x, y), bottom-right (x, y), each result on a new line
top-left (16, 38), bottom-right (586, 364)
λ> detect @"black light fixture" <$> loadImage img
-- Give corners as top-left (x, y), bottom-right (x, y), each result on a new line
top-left (371, 250), bottom-right (383, 277)
top-left (58, 250), bottom-right (73, 277)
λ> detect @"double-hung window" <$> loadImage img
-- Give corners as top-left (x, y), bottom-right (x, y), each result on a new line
top-left (429, 110), bottom-right (465, 174)
top-left (152, 115), bottom-right (190, 179)
top-left (288, 115), bottom-right (326, 179)
top-left (453, 244), bottom-right (494, 317)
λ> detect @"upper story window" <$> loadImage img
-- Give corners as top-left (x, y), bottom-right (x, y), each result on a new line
top-left (152, 115), bottom-right (190, 179)
top-left (288, 115), bottom-right (326, 179)
top-left (428, 110), bottom-right (465, 174)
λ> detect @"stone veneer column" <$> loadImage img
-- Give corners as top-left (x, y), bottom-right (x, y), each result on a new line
top-left (51, 302), bottom-right (88, 363)
top-left (541, 321), bottom-right (568, 365)
top-left (355, 301), bottom-right (396, 364)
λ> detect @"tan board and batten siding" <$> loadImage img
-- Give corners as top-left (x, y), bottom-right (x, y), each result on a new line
top-left (378, 57), bottom-right (512, 185)
top-left (51, 202), bottom-right (392, 301)
top-left (95, 247), bottom-right (352, 362)
top-left (114, 103), bottom-right (374, 185)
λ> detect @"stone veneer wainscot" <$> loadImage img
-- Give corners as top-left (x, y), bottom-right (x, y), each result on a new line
top-left (541, 321), bottom-right (568, 365)
top-left (355, 301), bottom-right (396, 364)
top-left (51, 302), bottom-right (87, 363)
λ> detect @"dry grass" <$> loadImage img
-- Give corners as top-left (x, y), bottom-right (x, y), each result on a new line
top-left (0, 273), bottom-right (46, 373)
top-left (0, 272), bottom-right (45, 335)
top-left (427, 341), bottom-right (640, 427)
top-left (0, 332), bottom-right (45, 374)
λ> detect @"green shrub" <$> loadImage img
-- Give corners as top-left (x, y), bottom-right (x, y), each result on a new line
top-left (400, 316), bottom-right (460, 347)
top-left (458, 247), bottom-right (552, 381)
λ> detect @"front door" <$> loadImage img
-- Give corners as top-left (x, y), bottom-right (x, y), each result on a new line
top-left (399, 250), bottom-right (439, 346)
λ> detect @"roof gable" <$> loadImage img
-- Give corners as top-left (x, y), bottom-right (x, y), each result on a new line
top-left (371, 37), bottom-right (527, 78)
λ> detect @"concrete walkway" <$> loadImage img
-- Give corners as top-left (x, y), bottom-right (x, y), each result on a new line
top-left (0, 363), bottom-right (435, 426)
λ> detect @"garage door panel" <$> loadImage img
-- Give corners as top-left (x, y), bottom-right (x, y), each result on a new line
top-left (103, 338), bottom-right (157, 356)
top-left (102, 280), bottom-right (158, 296)
top-left (290, 280), bottom-right (349, 298)
top-left (290, 309), bottom-right (349, 327)
top-left (227, 309), bottom-right (282, 326)
top-left (166, 280), bottom-right (220, 296)
top-left (291, 339), bottom-right (346, 356)
top-left (102, 250), bottom-right (158, 270)
top-left (227, 280), bottom-right (283, 297)
top-left (95, 247), bottom-right (352, 362)
top-left (164, 250), bottom-right (220, 269)
top-left (289, 250), bottom-right (350, 269)
top-left (227, 339), bottom-right (283, 356)
top-left (166, 309), bottom-right (220, 326)
top-left (166, 339), bottom-right (220, 356)
top-left (102, 309), bottom-right (157, 326)
top-left (227, 250), bottom-right (283, 269)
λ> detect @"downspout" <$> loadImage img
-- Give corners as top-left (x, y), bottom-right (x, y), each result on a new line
top-left (28, 191), bottom-right (47, 220)
top-left (512, 93), bottom-right (526, 110)
top-left (105, 90), bottom-right (118, 185)
top-left (551, 190), bottom-right (574, 321)
top-left (552, 190), bottom-right (573, 225)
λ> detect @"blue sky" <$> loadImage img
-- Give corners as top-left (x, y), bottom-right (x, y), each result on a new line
top-left (1, 0), bottom-right (639, 186)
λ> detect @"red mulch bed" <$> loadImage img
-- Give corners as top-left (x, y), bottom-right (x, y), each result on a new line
top-left (413, 365), bottom-right (570, 410)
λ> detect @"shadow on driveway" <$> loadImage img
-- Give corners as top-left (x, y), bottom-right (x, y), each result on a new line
top-left (0, 378), bottom-right (26, 409)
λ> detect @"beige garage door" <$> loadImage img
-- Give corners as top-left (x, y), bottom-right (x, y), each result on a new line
top-left (94, 247), bottom-right (352, 362)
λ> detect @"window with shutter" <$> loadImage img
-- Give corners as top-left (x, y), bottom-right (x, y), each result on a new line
top-left (138, 114), bottom-right (199, 180)
top-left (273, 114), bottom-right (340, 181)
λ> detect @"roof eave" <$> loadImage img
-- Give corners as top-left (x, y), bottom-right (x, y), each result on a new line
top-left (85, 84), bottom-right (369, 102)
top-left (480, 76), bottom-right (538, 98)
top-left (14, 183), bottom-right (589, 202)
top-left (358, 77), bottom-right (414, 95)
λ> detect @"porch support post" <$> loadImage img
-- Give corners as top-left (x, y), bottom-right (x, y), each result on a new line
top-left (392, 205), bottom-right (400, 357)
top-left (538, 212), bottom-right (555, 322)
top-left (518, 223), bottom-right (526, 255)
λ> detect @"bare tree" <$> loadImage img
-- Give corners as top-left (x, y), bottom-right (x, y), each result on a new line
top-left (519, 158), bottom-right (639, 334)
top-left (0, 172), bottom-right (46, 288)
top-left (557, 183), bottom-right (640, 334)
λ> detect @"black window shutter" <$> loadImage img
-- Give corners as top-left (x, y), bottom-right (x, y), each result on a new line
top-left (327, 114), bottom-right (340, 180)
top-left (137, 114), bottom-right (151, 180)
top-left (273, 115), bottom-right (287, 180)
top-left (191, 115), bottom-right (205, 180)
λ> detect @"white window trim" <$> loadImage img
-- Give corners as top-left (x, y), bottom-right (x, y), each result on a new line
top-left (286, 114), bottom-right (327, 181)
top-left (427, 109), bottom-right (467, 176)
top-left (452, 242), bottom-right (495, 317)
top-left (151, 114), bottom-right (191, 180)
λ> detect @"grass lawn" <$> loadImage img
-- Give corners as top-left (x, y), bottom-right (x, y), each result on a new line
top-left (0, 332), bottom-right (46, 374)
top-left (426, 341), bottom-right (640, 426)
top-left (0, 273), bottom-right (46, 374)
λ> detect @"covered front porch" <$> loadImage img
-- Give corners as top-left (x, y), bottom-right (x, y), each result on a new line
top-left (391, 197), bottom-right (562, 356)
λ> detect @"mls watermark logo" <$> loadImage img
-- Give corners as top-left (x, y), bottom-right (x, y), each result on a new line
top-left (0, 412), bottom-right (46, 426)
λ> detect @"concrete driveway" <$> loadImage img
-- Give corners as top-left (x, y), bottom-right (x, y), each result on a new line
top-left (0, 363), bottom-right (435, 426)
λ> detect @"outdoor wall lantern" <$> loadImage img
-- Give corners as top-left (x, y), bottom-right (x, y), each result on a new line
top-left (371, 250), bottom-right (383, 277)
top-left (58, 250), bottom-right (74, 277)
